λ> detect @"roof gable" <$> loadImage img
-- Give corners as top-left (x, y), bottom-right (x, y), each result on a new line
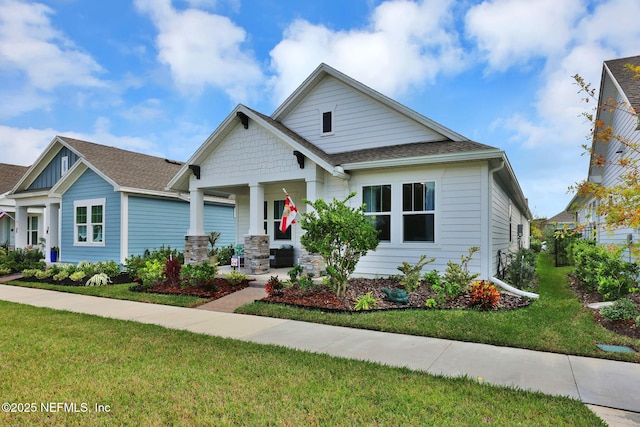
top-left (11, 136), bottom-right (184, 196)
top-left (272, 63), bottom-right (469, 144)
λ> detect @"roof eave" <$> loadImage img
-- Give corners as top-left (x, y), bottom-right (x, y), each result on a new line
top-left (340, 149), bottom-right (503, 170)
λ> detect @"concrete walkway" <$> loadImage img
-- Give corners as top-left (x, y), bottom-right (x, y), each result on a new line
top-left (1, 280), bottom-right (639, 426)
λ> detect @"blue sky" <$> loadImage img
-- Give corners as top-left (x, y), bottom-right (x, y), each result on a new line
top-left (1, 0), bottom-right (639, 218)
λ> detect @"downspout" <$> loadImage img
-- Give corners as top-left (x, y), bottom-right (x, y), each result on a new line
top-left (487, 157), bottom-right (539, 299)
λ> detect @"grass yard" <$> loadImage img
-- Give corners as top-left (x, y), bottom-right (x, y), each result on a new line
top-left (238, 254), bottom-right (640, 363)
top-left (4, 281), bottom-right (208, 307)
top-left (0, 301), bottom-right (603, 426)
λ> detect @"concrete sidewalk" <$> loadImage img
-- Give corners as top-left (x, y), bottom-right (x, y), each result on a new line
top-left (1, 283), bottom-right (639, 425)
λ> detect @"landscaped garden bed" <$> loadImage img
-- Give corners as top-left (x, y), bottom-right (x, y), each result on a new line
top-left (130, 277), bottom-right (248, 299)
top-left (262, 277), bottom-right (532, 312)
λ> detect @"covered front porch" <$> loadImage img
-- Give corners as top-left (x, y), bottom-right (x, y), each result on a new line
top-left (185, 178), bottom-right (328, 275)
top-left (11, 193), bottom-right (60, 263)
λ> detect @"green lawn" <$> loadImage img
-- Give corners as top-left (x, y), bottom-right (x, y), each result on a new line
top-left (238, 254), bottom-right (640, 363)
top-left (4, 281), bottom-right (208, 307)
top-left (0, 301), bottom-right (603, 426)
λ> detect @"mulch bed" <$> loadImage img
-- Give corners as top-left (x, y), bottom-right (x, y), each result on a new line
top-left (262, 277), bottom-right (532, 313)
top-left (567, 274), bottom-right (640, 340)
top-left (130, 278), bottom-right (249, 299)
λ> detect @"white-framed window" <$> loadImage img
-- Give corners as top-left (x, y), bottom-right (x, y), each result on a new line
top-left (74, 198), bottom-right (105, 246)
top-left (61, 156), bottom-right (69, 176)
top-left (27, 215), bottom-right (39, 246)
top-left (363, 185), bottom-right (391, 241)
top-left (402, 182), bottom-right (435, 242)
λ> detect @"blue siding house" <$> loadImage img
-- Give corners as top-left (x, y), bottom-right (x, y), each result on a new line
top-left (8, 136), bottom-right (235, 264)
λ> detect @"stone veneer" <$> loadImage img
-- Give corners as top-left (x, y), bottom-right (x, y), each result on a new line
top-left (244, 235), bottom-right (270, 275)
top-left (184, 235), bottom-right (209, 265)
top-left (298, 247), bottom-right (325, 276)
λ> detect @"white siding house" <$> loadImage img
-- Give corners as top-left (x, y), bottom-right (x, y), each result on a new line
top-left (571, 55), bottom-right (640, 249)
top-left (169, 64), bottom-right (531, 282)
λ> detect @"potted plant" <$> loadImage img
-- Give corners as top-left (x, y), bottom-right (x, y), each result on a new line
top-left (50, 247), bottom-right (59, 263)
top-left (208, 231), bottom-right (221, 264)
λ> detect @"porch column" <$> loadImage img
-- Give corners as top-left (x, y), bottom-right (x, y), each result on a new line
top-left (188, 188), bottom-right (205, 236)
top-left (185, 188), bottom-right (207, 264)
top-left (248, 183), bottom-right (264, 235)
top-left (14, 206), bottom-right (28, 249)
top-left (44, 202), bottom-right (60, 262)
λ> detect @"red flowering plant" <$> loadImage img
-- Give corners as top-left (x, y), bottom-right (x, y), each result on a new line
top-left (470, 280), bottom-right (501, 310)
top-left (265, 275), bottom-right (283, 296)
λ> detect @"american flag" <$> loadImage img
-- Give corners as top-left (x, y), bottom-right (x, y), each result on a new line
top-left (0, 210), bottom-right (7, 220)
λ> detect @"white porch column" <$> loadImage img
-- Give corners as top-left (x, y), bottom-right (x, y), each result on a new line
top-left (248, 183), bottom-right (264, 235)
top-left (305, 178), bottom-right (323, 210)
top-left (188, 188), bottom-right (205, 236)
top-left (14, 206), bottom-right (28, 249)
top-left (44, 202), bottom-right (60, 262)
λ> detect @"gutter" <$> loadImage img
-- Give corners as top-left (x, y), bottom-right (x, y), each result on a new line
top-left (486, 159), bottom-right (505, 279)
top-left (491, 276), bottom-right (539, 299)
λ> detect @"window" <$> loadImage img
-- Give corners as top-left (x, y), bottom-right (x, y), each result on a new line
top-left (263, 201), bottom-right (268, 235)
top-left (273, 200), bottom-right (291, 240)
top-left (321, 111), bottom-right (333, 134)
top-left (27, 215), bottom-right (38, 246)
top-left (363, 185), bottom-right (391, 241)
top-left (74, 199), bottom-right (105, 245)
top-left (61, 156), bottom-right (69, 175)
top-left (403, 182), bottom-right (435, 242)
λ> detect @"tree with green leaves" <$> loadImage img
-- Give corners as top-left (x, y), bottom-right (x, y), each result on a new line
top-left (300, 193), bottom-right (379, 297)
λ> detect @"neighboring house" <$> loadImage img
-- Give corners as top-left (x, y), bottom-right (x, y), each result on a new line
top-left (7, 136), bottom-right (235, 264)
top-left (168, 64), bottom-right (531, 280)
top-left (0, 163), bottom-right (30, 248)
top-left (571, 55), bottom-right (640, 247)
top-left (548, 210), bottom-right (578, 229)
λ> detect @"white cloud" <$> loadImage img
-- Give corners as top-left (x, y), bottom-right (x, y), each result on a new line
top-left (135, 0), bottom-right (263, 102)
top-left (465, 0), bottom-right (584, 71)
top-left (0, 120), bottom-right (162, 167)
top-left (268, 0), bottom-right (465, 103)
top-left (0, 0), bottom-right (104, 91)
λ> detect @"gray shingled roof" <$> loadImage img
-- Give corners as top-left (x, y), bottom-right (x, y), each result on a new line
top-left (0, 163), bottom-right (29, 194)
top-left (247, 107), bottom-right (498, 167)
top-left (60, 137), bottom-right (183, 193)
top-left (605, 55), bottom-right (640, 113)
top-left (549, 210), bottom-right (576, 224)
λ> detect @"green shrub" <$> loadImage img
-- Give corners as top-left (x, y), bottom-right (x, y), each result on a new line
top-left (69, 271), bottom-right (87, 282)
top-left (137, 259), bottom-right (165, 288)
top-left (2, 248), bottom-right (45, 272)
top-left (124, 246), bottom-right (184, 278)
top-left (442, 247), bottom-right (480, 293)
top-left (431, 281), bottom-right (461, 306)
top-left (53, 271), bottom-right (69, 281)
top-left (353, 292), bottom-right (378, 311)
top-left (212, 245), bottom-right (234, 265)
top-left (397, 254), bottom-right (435, 292)
top-left (93, 260), bottom-right (121, 278)
top-left (225, 270), bottom-right (248, 286)
top-left (0, 267), bottom-right (10, 276)
top-left (600, 298), bottom-right (640, 321)
top-left (570, 240), bottom-right (639, 300)
top-left (180, 262), bottom-right (218, 287)
top-left (21, 269), bottom-right (40, 278)
top-left (422, 270), bottom-right (441, 287)
top-left (505, 248), bottom-right (537, 290)
top-left (300, 193), bottom-right (379, 298)
top-left (425, 298), bottom-right (437, 309)
top-left (35, 269), bottom-right (53, 279)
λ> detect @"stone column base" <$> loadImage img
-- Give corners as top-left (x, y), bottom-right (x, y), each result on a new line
top-left (244, 235), bottom-right (270, 275)
top-left (185, 235), bottom-right (209, 265)
top-left (299, 247), bottom-right (325, 276)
